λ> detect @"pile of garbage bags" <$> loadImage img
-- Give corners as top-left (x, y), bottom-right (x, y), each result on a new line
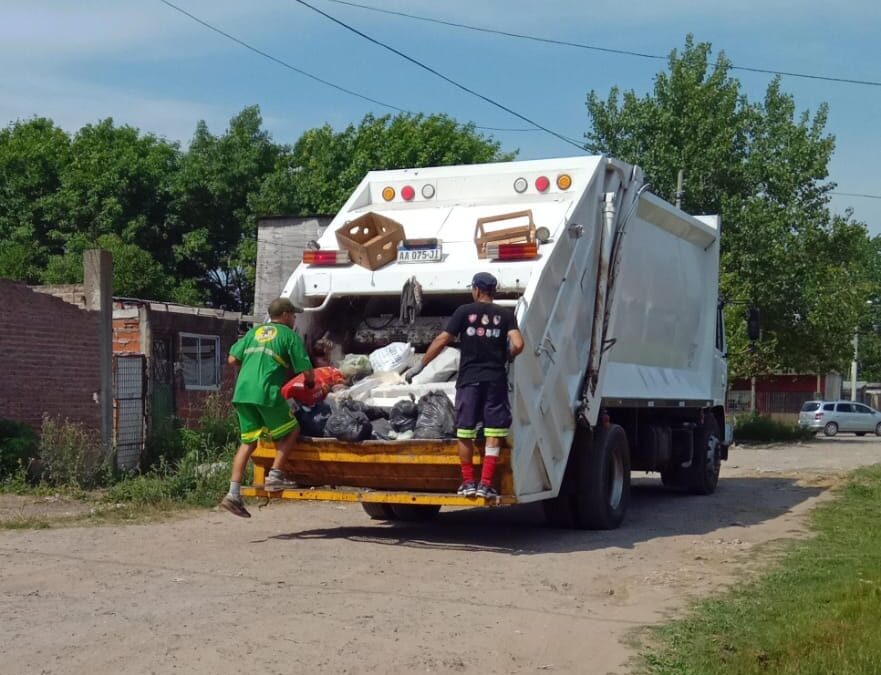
top-left (287, 344), bottom-right (460, 442)
top-left (295, 391), bottom-right (456, 441)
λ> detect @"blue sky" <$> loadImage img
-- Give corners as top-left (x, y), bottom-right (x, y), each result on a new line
top-left (2, 0), bottom-right (879, 232)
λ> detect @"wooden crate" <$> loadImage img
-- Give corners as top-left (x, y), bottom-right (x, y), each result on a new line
top-left (474, 209), bottom-right (537, 259)
top-left (335, 212), bottom-right (405, 270)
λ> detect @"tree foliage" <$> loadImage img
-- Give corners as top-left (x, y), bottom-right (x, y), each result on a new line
top-left (586, 35), bottom-right (875, 379)
top-left (0, 109), bottom-right (510, 311)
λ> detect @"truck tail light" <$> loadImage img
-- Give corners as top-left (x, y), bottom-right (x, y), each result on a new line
top-left (535, 176), bottom-right (550, 193)
top-left (401, 185), bottom-right (415, 201)
top-left (303, 250), bottom-right (351, 266)
top-left (557, 173), bottom-right (572, 190)
top-left (485, 242), bottom-right (539, 261)
top-left (382, 186), bottom-right (395, 201)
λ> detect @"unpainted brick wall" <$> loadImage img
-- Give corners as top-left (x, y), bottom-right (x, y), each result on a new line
top-left (113, 315), bottom-right (142, 354)
top-left (0, 280), bottom-right (102, 433)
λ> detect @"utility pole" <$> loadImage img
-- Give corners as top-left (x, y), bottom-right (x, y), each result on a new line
top-left (851, 331), bottom-right (859, 401)
top-left (675, 169), bottom-right (684, 209)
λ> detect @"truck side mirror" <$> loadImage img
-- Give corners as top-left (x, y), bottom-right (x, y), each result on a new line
top-left (747, 307), bottom-right (760, 342)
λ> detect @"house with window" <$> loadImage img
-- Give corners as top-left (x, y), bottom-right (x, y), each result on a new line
top-left (31, 284), bottom-right (247, 467)
top-left (111, 298), bottom-right (244, 428)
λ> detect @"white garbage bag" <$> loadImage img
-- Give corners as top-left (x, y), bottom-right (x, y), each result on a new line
top-left (411, 347), bottom-right (460, 385)
top-left (368, 342), bottom-right (413, 373)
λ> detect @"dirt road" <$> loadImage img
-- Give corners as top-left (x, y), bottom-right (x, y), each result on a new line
top-left (2, 436), bottom-right (880, 675)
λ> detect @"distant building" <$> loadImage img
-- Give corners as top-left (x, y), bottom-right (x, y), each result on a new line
top-left (30, 284), bottom-right (246, 469)
top-left (254, 215), bottom-right (332, 316)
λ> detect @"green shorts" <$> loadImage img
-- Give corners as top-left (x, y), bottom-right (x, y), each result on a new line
top-left (233, 400), bottom-right (298, 443)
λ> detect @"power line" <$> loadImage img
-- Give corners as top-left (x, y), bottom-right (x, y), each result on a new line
top-left (292, 0), bottom-right (587, 151)
top-left (323, 0), bottom-right (881, 89)
top-left (831, 191), bottom-right (881, 201)
top-left (157, 0), bottom-right (544, 134)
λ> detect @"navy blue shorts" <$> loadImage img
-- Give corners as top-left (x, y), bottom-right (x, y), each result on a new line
top-left (454, 381), bottom-right (512, 440)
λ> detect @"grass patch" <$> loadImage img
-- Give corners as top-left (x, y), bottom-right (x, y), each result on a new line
top-left (1, 394), bottom-right (241, 528)
top-left (643, 464), bottom-right (881, 675)
top-left (733, 413), bottom-right (816, 444)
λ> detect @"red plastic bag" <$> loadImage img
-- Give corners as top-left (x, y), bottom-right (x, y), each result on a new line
top-left (281, 367), bottom-right (345, 406)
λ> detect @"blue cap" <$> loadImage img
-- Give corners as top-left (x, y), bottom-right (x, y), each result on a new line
top-left (470, 272), bottom-right (498, 291)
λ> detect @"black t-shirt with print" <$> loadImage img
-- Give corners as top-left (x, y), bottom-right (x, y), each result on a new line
top-left (445, 301), bottom-right (518, 387)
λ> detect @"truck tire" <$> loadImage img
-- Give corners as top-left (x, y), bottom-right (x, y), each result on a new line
top-left (686, 415), bottom-right (722, 495)
top-left (574, 425), bottom-right (630, 530)
top-left (389, 504), bottom-right (441, 521)
top-left (361, 503), bottom-right (396, 520)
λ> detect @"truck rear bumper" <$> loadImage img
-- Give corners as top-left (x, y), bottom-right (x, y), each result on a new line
top-left (240, 485), bottom-right (516, 507)
top-left (246, 438), bottom-right (517, 506)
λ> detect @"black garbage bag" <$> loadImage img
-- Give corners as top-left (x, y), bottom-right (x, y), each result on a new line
top-left (325, 408), bottom-right (373, 442)
top-left (371, 418), bottom-right (394, 440)
top-left (414, 391), bottom-right (456, 439)
top-left (389, 399), bottom-right (418, 433)
top-left (340, 398), bottom-right (389, 421)
top-left (295, 402), bottom-right (332, 438)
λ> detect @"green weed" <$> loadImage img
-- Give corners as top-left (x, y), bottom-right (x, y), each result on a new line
top-left (643, 464), bottom-right (881, 674)
top-left (733, 413), bottom-right (816, 444)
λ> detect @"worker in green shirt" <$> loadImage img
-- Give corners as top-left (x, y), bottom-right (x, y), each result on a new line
top-left (220, 297), bottom-right (314, 518)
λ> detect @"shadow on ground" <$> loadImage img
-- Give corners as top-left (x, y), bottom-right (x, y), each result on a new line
top-left (251, 475), bottom-right (823, 556)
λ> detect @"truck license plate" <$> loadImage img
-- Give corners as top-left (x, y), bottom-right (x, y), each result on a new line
top-left (397, 246), bottom-right (442, 263)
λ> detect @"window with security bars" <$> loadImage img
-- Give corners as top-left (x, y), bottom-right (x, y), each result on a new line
top-left (180, 333), bottom-right (221, 390)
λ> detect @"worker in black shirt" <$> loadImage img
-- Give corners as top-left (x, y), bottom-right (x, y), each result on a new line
top-left (406, 272), bottom-right (524, 498)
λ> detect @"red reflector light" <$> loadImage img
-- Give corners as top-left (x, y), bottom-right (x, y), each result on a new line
top-left (401, 185), bottom-right (415, 201)
top-left (485, 242), bottom-right (539, 261)
top-left (303, 250), bottom-right (351, 265)
top-left (535, 176), bottom-right (550, 192)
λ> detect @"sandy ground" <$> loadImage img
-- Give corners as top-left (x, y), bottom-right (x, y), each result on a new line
top-left (2, 436), bottom-right (881, 675)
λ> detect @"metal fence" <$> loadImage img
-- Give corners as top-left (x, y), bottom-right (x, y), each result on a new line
top-left (113, 355), bottom-right (146, 470)
top-left (727, 390), bottom-right (817, 414)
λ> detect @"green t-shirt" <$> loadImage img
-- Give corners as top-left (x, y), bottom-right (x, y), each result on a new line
top-left (229, 322), bottom-right (312, 406)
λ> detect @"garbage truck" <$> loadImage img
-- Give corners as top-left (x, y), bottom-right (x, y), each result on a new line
top-left (240, 155), bottom-right (731, 529)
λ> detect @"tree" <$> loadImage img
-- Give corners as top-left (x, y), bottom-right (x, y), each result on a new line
top-left (171, 106), bottom-right (282, 311)
top-left (585, 35), bottom-right (872, 379)
top-left (43, 234), bottom-right (174, 300)
top-left (51, 118), bottom-right (181, 269)
top-left (268, 113), bottom-right (515, 216)
top-left (0, 118), bottom-right (71, 281)
top-left (0, 107), bottom-right (513, 312)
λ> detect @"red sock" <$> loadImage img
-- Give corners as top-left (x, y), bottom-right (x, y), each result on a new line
top-left (460, 461), bottom-right (474, 483)
top-left (480, 455), bottom-right (498, 486)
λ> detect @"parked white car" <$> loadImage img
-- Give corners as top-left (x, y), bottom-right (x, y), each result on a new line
top-left (799, 400), bottom-right (881, 437)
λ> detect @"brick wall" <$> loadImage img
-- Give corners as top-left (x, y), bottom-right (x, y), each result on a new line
top-left (113, 310), bottom-right (143, 354)
top-left (0, 280), bottom-right (102, 433)
top-left (30, 283), bottom-right (87, 308)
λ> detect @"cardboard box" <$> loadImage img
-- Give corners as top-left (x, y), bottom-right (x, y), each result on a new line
top-left (335, 212), bottom-right (406, 270)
